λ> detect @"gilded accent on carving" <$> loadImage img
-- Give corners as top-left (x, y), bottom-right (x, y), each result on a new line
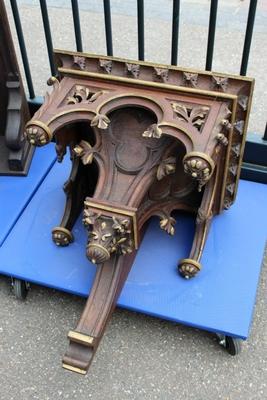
top-left (66, 85), bottom-right (106, 105)
top-left (234, 120), bottom-right (244, 135)
top-left (224, 198), bottom-right (233, 210)
top-left (99, 59), bottom-right (112, 74)
top-left (52, 227), bottom-right (73, 246)
top-left (159, 215), bottom-right (176, 236)
top-left (183, 72), bottom-right (198, 87)
top-left (231, 144), bottom-right (241, 157)
top-left (196, 208), bottom-right (212, 225)
top-left (212, 75), bottom-right (228, 92)
top-left (238, 95), bottom-right (248, 111)
top-left (226, 183), bottom-right (235, 195)
top-left (83, 209), bottom-right (134, 264)
top-left (183, 152), bottom-right (215, 191)
top-left (24, 120), bottom-right (52, 146)
top-left (126, 63), bottom-right (140, 78)
top-left (73, 140), bottom-right (94, 165)
top-left (157, 157), bottom-right (176, 180)
top-left (171, 102), bottom-right (209, 132)
top-left (73, 55), bottom-right (86, 70)
top-left (229, 164), bottom-right (238, 176)
top-left (142, 123), bottom-right (162, 139)
top-left (220, 119), bottom-right (232, 130)
top-left (216, 133), bottom-right (228, 146)
top-left (154, 67), bottom-right (169, 82)
top-left (178, 258), bottom-right (202, 279)
top-left (90, 113), bottom-right (110, 129)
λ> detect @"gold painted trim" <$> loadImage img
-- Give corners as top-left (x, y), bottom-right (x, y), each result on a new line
top-left (158, 121), bottom-right (193, 144)
top-left (179, 258), bottom-right (201, 270)
top-left (96, 93), bottom-right (163, 115)
top-left (85, 201), bottom-right (138, 249)
top-left (62, 363), bottom-right (87, 375)
top-left (88, 243), bottom-right (111, 260)
top-left (55, 49), bottom-right (254, 83)
top-left (52, 226), bottom-right (73, 240)
top-left (47, 108), bottom-right (95, 126)
top-left (58, 67), bottom-right (237, 101)
top-left (25, 120), bottom-right (53, 141)
top-left (68, 330), bottom-right (94, 345)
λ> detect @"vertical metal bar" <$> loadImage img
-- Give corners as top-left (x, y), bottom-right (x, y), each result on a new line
top-left (10, 0), bottom-right (35, 99)
top-left (205, 0), bottom-right (218, 71)
top-left (137, 0), bottom-right (144, 60)
top-left (103, 0), bottom-right (113, 56)
top-left (71, 0), bottom-right (83, 52)
top-left (240, 0), bottom-right (258, 76)
top-left (263, 122), bottom-right (267, 141)
top-left (39, 0), bottom-right (56, 76)
top-left (171, 0), bottom-right (180, 65)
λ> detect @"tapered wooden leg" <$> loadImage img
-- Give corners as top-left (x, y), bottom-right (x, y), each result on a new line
top-left (178, 173), bottom-right (217, 279)
top-left (52, 159), bottom-right (98, 246)
top-left (62, 251), bottom-right (136, 374)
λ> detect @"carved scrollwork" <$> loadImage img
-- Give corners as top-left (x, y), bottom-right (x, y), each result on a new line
top-left (183, 72), bottom-right (198, 87)
top-left (126, 63), bottom-right (140, 78)
top-left (73, 140), bottom-right (94, 165)
top-left (224, 198), bottom-right (233, 210)
top-left (99, 59), bottom-right (112, 74)
top-left (212, 75), bottom-right (228, 92)
top-left (142, 123), bottom-right (162, 139)
top-left (171, 102), bottom-right (209, 132)
top-left (83, 206), bottom-right (134, 264)
top-left (183, 152), bottom-right (215, 192)
top-left (154, 67), bottom-right (169, 82)
top-left (157, 157), bottom-right (176, 180)
top-left (91, 113), bottom-right (110, 129)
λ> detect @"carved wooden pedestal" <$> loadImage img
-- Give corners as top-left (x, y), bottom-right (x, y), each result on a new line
top-left (25, 50), bottom-right (253, 374)
top-left (0, 0), bottom-right (33, 175)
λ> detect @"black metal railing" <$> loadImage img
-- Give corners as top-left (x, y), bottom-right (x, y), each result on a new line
top-left (8, 0), bottom-right (266, 146)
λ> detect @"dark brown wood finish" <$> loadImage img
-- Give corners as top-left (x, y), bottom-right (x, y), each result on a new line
top-left (25, 50), bottom-right (254, 374)
top-left (0, 0), bottom-right (33, 175)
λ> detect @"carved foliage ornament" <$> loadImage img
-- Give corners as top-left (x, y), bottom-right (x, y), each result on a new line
top-left (126, 63), bottom-right (140, 78)
top-left (83, 207), bottom-right (134, 264)
top-left (157, 157), bottom-right (176, 180)
top-left (66, 85), bottom-right (106, 105)
top-left (171, 102), bottom-right (209, 132)
top-left (183, 153), bottom-right (215, 192)
top-left (183, 72), bottom-right (198, 87)
top-left (142, 123), bottom-right (162, 139)
top-left (73, 140), bottom-right (94, 165)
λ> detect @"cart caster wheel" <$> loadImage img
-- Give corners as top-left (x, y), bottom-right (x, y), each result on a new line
top-left (12, 279), bottom-right (29, 300)
top-left (217, 334), bottom-right (242, 355)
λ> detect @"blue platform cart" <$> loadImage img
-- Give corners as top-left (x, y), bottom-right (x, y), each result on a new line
top-left (0, 144), bottom-right (266, 355)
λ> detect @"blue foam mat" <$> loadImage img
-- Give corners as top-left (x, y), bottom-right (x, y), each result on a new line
top-left (0, 157), bottom-right (266, 339)
top-left (0, 145), bottom-right (56, 247)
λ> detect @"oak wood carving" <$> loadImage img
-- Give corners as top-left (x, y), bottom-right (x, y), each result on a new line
top-left (0, 0), bottom-right (33, 175)
top-left (25, 50), bottom-right (254, 374)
